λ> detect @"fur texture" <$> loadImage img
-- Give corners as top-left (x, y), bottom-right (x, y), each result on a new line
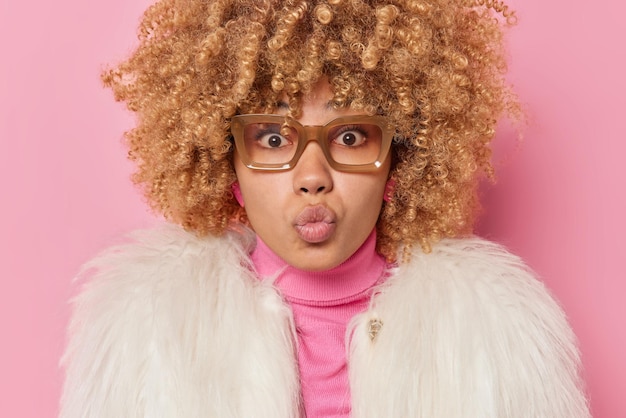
top-left (349, 239), bottom-right (589, 417)
top-left (61, 226), bottom-right (301, 417)
top-left (61, 226), bottom-right (589, 417)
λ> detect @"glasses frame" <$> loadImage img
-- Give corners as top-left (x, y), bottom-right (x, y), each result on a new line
top-left (231, 114), bottom-right (394, 172)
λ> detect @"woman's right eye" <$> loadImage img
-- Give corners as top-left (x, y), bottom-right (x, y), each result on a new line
top-left (258, 133), bottom-right (289, 148)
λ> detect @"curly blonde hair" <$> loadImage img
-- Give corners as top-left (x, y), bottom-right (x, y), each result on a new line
top-left (103, 0), bottom-right (517, 262)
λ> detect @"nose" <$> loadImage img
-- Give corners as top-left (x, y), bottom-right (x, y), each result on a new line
top-left (292, 141), bottom-right (333, 195)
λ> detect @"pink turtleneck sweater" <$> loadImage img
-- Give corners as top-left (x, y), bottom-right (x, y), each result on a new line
top-left (250, 230), bottom-right (387, 417)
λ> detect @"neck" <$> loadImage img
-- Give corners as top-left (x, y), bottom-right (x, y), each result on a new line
top-left (250, 229), bottom-right (386, 306)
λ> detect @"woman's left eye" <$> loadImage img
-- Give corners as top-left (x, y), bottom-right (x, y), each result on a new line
top-left (333, 129), bottom-right (366, 147)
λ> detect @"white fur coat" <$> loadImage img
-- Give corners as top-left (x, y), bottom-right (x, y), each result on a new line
top-left (60, 226), bottom-right (589, 417)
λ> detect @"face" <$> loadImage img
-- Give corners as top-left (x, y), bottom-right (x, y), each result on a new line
top-left (234, 79), bottom-right (391, 271)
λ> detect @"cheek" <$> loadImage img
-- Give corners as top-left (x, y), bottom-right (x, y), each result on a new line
top-left (343, 167), bottom-right (389, 199)
top-left (341, 176), bottom-right (387, 218)
top-left (234, 165), bottom-right (288, 224)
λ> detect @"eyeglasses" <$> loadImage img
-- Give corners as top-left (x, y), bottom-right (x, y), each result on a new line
top-left (231, 114), bottom-right (394, 172)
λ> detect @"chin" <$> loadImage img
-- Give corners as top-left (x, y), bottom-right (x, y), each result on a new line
top-left (288, 255), bottom-right (343, 272)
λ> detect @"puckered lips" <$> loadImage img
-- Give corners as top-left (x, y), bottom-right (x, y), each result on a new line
top-left (293, 205), bottom-right (337, 243)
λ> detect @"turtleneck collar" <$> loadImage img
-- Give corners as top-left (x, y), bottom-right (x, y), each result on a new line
top-left (250, 229), bottom-right (386, 306)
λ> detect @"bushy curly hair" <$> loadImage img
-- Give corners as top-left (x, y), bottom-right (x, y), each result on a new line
top-left (103, 0), bottom-right (517, 262)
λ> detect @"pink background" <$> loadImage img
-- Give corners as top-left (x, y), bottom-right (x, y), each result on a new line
top-left (1, 0), bottom-right (624, 416)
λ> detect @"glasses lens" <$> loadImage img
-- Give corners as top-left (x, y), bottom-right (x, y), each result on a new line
top-left (242, 122), bottom-right (299, 165)
top-left (327, 123), bottom-right (383, 165)
top-left (235, 115), bottom-right (388, 170)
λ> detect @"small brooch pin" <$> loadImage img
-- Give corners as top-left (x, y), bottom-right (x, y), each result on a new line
top-left (368, 318), bottom-right (383, 341)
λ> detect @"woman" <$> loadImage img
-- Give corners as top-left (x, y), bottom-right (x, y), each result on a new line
top-left (61, 0), bottom-right (590, 416)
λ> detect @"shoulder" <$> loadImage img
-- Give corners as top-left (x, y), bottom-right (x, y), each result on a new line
top-left (407, 236), bottom-right (533, 278)
top-left (78, 224), bottom-right (254, 297)
top-left (60, 225), bottom-right (263, 416)
top-left (79, 224), bottom-right (254, 281)
top-left (67, 225), bottom-right (255, 325)
top-left (66, 223), bottom-right (258, 337)
top-left (378, 236), bottom-right (576, 354)
top-left (348, 236), bottom-right (589, 417)
top-left (392, 236), bottom-right (553, 308)
top-left (61, 225), bottom-right (301, 417)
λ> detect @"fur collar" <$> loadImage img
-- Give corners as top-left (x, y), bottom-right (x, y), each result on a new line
top-left (61, 225), bottom-right (589, 417)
